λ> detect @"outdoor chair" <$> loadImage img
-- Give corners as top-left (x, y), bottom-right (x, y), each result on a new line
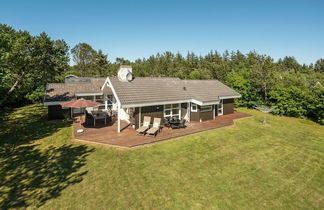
top-left (146, 118), bottom-right (161, 137)
top-left (171, 119), bottom-right (186, 129)
top-left (164, 117), bottom-right (171, 128)
top-left (179, 119), bottom-right (186, 128)
top-left (136, 116), bottom-right (151, 135)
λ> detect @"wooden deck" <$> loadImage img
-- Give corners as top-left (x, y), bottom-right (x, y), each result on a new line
top-left (73, 112), bottom-right (251, 148)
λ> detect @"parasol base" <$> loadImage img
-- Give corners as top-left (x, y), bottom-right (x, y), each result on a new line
top-left (77, 129), bottom-right (84, 133)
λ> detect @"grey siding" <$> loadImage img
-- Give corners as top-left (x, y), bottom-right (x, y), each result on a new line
top-left (190, 103), bottom-right (200, 121)
top-left (200, 107), bottom-right (214, 121)
top-left (134, 105), bottom-right (164, 129)
top-left (223, 99), bottom-right (234, 115)
top-left (190, 103), bottom-right (214, 122)
top-left (48, 105), bottom-right (70, 120)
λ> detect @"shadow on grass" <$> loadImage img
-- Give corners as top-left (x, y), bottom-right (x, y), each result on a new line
top-left (0, 104), bottom-right (94, 209)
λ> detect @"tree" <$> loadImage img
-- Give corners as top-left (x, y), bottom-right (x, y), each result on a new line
top-left (0, 25), bottom-right (33, 105)
top-left (315, 59), bottom-right (324, 73)
top-left (0, 24), bottom-right (69, 106)
top-left (93, 50), bottom-right (109, 77)
top-left (251, 55), bottom-right (275, 102)
top-left (71, 43), bottom-right (97, 76)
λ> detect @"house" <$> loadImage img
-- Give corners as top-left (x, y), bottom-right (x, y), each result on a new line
top-left (44, 66), bottom-right (241, 132)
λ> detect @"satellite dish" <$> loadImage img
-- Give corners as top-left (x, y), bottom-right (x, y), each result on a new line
top-left (118, 65), bottom-right (133, 82)
top-left (126, 72), bottom-right (133, 81)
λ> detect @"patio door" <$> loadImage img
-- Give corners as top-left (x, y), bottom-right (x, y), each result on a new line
top-left (164, 104), bottom-right (181, 120)
top-left (217, 100), bottom-right (223, 116)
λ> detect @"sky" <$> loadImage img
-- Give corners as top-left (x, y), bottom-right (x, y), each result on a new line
top-left (1, 0), bottom-right (323, 64)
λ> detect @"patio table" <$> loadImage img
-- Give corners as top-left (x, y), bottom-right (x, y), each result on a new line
top-left (93, 112), bottom-right (107, 127)
top-left (169, 119), bottom-right (181, 129)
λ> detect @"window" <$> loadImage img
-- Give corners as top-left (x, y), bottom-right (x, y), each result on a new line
top-left (95, 95), bottom-right (104, 103)
top-left (217, 100), bottom-right (223, 116)
top-left (201, 105), bottom-right (212, 112)
top-left (164, 104), bottom-right (180, 119)
top-left (77, 96), bottom-right (93, 100)
top-left (106, 95), bottom-right (113, 105)
top-left (191, 104), bottom-right (197, 112)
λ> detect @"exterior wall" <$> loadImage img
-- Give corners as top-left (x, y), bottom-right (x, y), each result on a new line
top-left (190, 103), bottom-right (214, 122)
top-left (132, 98), bottom-right (235, 127)
top-left (190, 104), bottom-right (200, 121)
top-left (134, 105), bottom-right (164, 129)
top-left (181, 103), bottom-right (188, 118)
top-left (223, 99), bottom-right (234, 115)
top-left (200, 107), bottom-right (214, 121)
top-left (48, 105), bottom-right (68, 120)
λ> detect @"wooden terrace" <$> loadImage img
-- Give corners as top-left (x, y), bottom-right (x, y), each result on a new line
top-left (73, 112), bottom-right (250, 148)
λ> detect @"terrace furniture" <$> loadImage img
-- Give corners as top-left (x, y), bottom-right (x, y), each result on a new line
top-left (92, 112), bottom-right (107, 127)
top-left (85, 109), bottom-right (109, 127)
top-left (164, 118), bottom-right (171, 128)
top-left (60, 99), bottom-right (102, 133)
top-left (146, 118), bottom-right (161, 137)
top-left (170, 119), bottom-right (186, 129)
top-left (136, 116), bottom-right (151, 135)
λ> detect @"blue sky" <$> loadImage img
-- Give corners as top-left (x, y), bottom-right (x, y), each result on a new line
top-left (1, 0), bottom-right (323, 64)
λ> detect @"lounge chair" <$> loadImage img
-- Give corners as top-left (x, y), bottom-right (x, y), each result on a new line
top-left (146, 118), bottom-right (161, 137)
top-left (136, 116), bottom-right (151, 135)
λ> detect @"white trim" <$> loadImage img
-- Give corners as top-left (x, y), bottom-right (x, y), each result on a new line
top-left (191, 99), bottom-right (203, 106)
top-left (213, 105), bottom-right (215, 119)
top-left (191, 104), bottom-right (198, 112)
top-left (117, 105), bottom-right (121, 133)
top-left (75, 92), bottom-right (103, 97)
top-left (101, 77), bottom-right (110, 90)
top-left (139, 107), bottom-right (142, 127)
top-left (201, 105), bottom-right (212, 112)
top-left (122, 99), bottom-right (190, 108)
top-left (217, 100), bottom-right (223, 116)
top-left (121, 98), bottom-right (223, 108)
top-left (107, 77), bottom-right (121, 107)
top-left (44, 101), bottom-right (67, 106)
top-left (200, 100), bottom-right (220, 106)
top-left (188, 102), bottom-right (191, 122)
top-left (163, 103), bottom-right (181, 119)
top-left (105, 100), bottom-right (108, 110)
top-left (219, 95), bottom-right (241, 99)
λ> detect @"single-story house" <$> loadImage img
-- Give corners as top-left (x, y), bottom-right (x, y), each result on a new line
top-left (44, 66), bottom-right (241, 132)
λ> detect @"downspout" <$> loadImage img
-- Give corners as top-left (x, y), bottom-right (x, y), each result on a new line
top-left (117, 106), bottom-right (121, 133)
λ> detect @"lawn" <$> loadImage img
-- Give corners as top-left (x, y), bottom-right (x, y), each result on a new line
top-left (0, 104), bottom-right (323, 209)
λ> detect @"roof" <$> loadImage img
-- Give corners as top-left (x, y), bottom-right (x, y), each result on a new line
top-left (108, 77), bottom-right (240, 106)
top-left (45, 78), bottom-right (110, 102)
top-left (44, 75), bottom-right (240, 106)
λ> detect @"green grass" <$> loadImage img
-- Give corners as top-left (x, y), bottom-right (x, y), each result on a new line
top-left (1, 104), bottom-right (323, 209)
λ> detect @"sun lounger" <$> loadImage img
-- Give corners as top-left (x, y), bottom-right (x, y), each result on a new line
top-left (146, 118), bottom-right (161, 137)
top-left (136, 116), bottom-right (151, 135)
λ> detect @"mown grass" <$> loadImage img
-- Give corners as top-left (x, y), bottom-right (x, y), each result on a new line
top-left (0, 104), bottom-right (323, 209)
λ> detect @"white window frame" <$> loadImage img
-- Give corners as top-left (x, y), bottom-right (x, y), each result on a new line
top-left (191, 104), bottom-right (198, 112)
top-left (217, 100), bottom-right (223, 116)
top-left (164, 103), bottom-right (181, 119)
top-left (201, 105), bottom-right (212, 112)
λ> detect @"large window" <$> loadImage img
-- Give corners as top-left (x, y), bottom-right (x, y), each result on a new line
top-left (201, 105), bottom-right (212, 112)
top-left (164, 104), bottom-right (180, 119)
top-left (106, 95), bottom-right (113, 105)
top-left (95, 95), bottom-right (104, 103)
top-left (77, 96), bottom-right (94, 100)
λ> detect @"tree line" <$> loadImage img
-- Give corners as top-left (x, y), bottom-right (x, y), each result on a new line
top-left (0, 24), bottom-right (323, 124)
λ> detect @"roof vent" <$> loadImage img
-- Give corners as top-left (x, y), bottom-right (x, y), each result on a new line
top-left (65, 75), bottom-right (91, 83)
top-left (117, 65), bottom-right (133, 82)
